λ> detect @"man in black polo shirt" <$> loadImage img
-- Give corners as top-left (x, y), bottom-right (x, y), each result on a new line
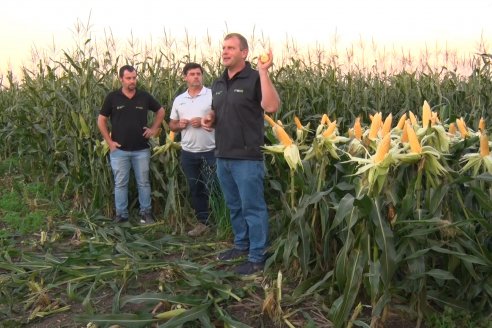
top-left (202, 33), bottom-right (280, 275)
top-left (98, 65), bottom-right (165, 224)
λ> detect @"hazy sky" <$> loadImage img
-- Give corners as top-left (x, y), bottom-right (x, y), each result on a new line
top-left (1, 0), bottom-right (491, 74)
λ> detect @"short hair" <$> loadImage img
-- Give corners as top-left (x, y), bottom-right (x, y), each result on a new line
top-left (119, 65), bottom-right (136, 78)
top-left (183, 63), bottom-right (203, 75)
top-left (224, 33), bottom-right (249, 51)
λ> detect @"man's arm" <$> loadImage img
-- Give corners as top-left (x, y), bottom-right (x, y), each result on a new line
top-left (257, 49), bottom-right (280, 113)
top-left (97, 114), bottom-right (120, 151)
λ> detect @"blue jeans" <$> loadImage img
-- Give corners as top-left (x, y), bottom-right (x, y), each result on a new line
top-left (216, 158), bottom-right (268, 263)
top-left (109, 148), bottom-right (151, 218)
top-left (180, 150), bottom-right (216, 224)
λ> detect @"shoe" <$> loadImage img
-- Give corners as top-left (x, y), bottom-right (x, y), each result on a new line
top-left (234, 261), bottom-right (264, 275)
top-left (217, 248), bottom-right (248, 261)
top-left (187, 223), bottom-right (209, 237)
top-left (113, 215), bottom-right (128, 223)
top-left (139, 212), bottom-right (155, 225)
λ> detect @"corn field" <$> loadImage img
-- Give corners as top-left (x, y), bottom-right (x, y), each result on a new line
top-left (1, 30), bottom-right (492, 327)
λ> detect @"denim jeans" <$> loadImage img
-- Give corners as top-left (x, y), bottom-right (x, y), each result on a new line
top-left (216, 158), bottom-right (268, 263)
top-left (109, 148), bottom-right (151, 218)
top-left (180, 150), bottom-right (216, 224)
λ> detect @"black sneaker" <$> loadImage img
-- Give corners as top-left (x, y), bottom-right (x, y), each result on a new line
top-left (217, 248), bottom-right (248, 261)
top-left (234, 261), bottom-right (264, 275)
top-left (113, 215), bottom-right (129, 223)
top-left (139, 212), bottom-right (155, 225)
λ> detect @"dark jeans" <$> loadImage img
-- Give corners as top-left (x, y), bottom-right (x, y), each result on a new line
top-left (180, 150), bottom-right (216, 224)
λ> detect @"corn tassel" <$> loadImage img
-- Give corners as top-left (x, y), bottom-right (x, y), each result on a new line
top-left (374, 133), bottom-right (391, 164)
top-left (406, 122), bottom-right (422, 153)
top-left (409, 111), bottom-right (418, 126)
top-left (368, 112), bottom-right (382, 140)
top-left (381, 113), bottom-right (393, 136)
top-left (480, 133), bottom-right (490, 157)
top-left (478, 117), bottom-right (486, 132)
top-left (396, 113), bottom-right (407, 130)
top-left (322, 120), bottom-right (337, 138)
top-left (448, 123), bottom-right (457, 135)
top-left (422, 100), bottom-right (431, 128)
top-left (456, 117), bottom-right (469, 138)
top-left (354, 117), bottom-right (362, 140)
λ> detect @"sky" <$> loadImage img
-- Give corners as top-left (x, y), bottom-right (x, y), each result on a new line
top-left (1, 0), bottom-right (491, 75)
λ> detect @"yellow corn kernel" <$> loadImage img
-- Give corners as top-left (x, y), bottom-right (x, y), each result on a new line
top-left (374, 133), bottom-right (391, 164)
top-left (406, 122), bottom-right (422, 153)
top-left (396, 113), bottom-right (407, 130)
top-left (448, 123), bottom-right (457, 135)
top-left (294, 116), bottom-right (303, 129)
top-left (478, 117), bottom-right (485, 132)
top-left (322, 120), bottom-right (337, 138)
top-left (409, 111), bottom-right (418, 126)
top-left (321, 114), bottom-right (331, 125)
top-left (264, 114), bottom-right (276, 127)
top-left (275, 125), bottom-right (293, 146)
top-left (368, 112), bottom-right (382, 140)
top-left (422, 100), bottom-right (431, 128)
top-left (354, 117), bottom-right (362, 140)
top-left (169, 131), bottom-right (175, 142)
top-left (381, 113), bottom-right (393, 137)
top-left (480, 133), bottom-right (490, 157)
top-left (456, 117), bottom-right (469, 138)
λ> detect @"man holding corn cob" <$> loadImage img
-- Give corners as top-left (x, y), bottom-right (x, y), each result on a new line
top-left (202, 33), bottom-right (280, 275)
top-left (170, 63), bottom-right (215, 237)
top-left (98, 65), bottom-right (165, 225)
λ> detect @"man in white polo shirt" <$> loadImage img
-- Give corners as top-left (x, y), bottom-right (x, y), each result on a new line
top-left (169, 63), bottom-right (215, 237)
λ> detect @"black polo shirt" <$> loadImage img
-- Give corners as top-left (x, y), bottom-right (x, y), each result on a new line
top-left (212, 62), bottom-right (263, 160)
top-left (100, 89), bottom-right (161, 151)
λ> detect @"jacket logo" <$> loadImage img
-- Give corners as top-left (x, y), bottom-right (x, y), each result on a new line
top-left (117, 105), bottom-right (124, 110)
top-left (215, 91), bottom-right (223, 95)
top-left (233, 89), bottom-right (244, 93)
top-left (136, 106), bottom-right (144, 110)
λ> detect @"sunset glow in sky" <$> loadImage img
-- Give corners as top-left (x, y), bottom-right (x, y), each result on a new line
top-left (1, 0), bottom-right (491, 75)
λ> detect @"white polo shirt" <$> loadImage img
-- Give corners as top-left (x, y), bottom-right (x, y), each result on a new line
top-left (170, 87), bottom-right (215, 152)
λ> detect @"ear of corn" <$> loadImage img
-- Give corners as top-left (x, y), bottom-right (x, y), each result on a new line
top-left (322, 120), bottom-right (337, 138)
top-left (264, 114), bottom-right (276, 127)
top-left (401, 121), bottom-right (409, 143)
top-left (381, 113), bottom-right (393, 136)
top-left (406, 122), bottom-right (422, 153)
top-left (431, 111), bottom-right (440, 126)
top-left (294, 116), bottom-right (303, 129)
top-left (354, 117), bottom-right (362, 140)
top-left (169, 131), bottom-right (175, 142)
top-left (409, 111), bottom-right (418, 126)
top-left (275, 125), bottom-right (293, 146)
top-left (422, 100), bottom-right (431, 128)
top-left (456, 117), bottom-right (469, 138)
top-left (448, 123), bottom-right (457, 135)
top-left (478, 117), bottom-right (485, 132)
top-left (396, 113), bottom-right (407, 130)
top-left (368, 112), bottom-right (382, 140)
top-left (480, 133), bottom-right (490, 157)
top-left (374, 133), bottom-right (391, 164)
top-left (321, 114), bottom-right (331, 125)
